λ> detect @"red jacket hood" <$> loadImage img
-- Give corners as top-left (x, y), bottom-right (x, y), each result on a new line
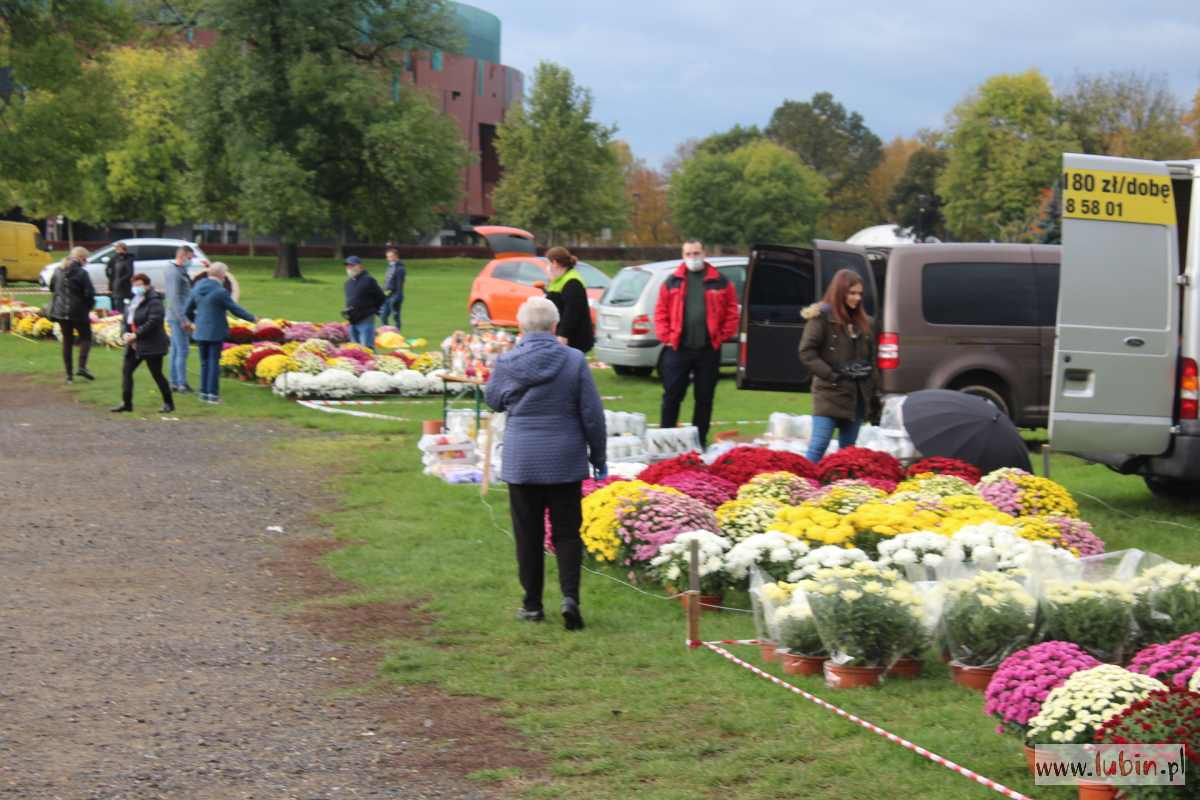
top-left (671, 262), bottom-right (721, 281)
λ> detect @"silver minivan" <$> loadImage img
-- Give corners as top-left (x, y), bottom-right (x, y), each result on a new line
top-left (593, 257), bottom-right (746, 376)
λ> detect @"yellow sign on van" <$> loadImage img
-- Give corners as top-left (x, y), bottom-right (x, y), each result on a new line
top-left (1062, 168), bottom-right (1175, 226)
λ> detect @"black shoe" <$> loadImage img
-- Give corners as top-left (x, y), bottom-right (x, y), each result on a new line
top-left (176, 384), bottom-right (193, 394)
top-left (110, 404), bottom-right (132, 413)
top-left (515, 608), bottom-right (545, 623)
top-left (76, 368), bottom-right (95, 381)
top-left (562, 598), bottom-right (585, 631)
top-left (159, 403), bottom-right (175, 413)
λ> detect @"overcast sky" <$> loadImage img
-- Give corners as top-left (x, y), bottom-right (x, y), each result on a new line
top-left (477, 0), bottom-right (1200, 168)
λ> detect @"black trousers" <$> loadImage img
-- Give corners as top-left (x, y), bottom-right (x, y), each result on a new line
top-left (60, 317), bottom-right (92, 377)
top-left (507, 482), bottom-right (583, 612)
top-left (122, 347), bottom-right (173, 408)
top-left (660, 346), bottom-right (721, 446)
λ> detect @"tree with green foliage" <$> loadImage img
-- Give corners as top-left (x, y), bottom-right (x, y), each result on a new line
top-left (492, 61), bottom-right (627, 244)
top-left (189, 0), bottom-right (467, 278)
top-left (695, 124), bottom-right (763, 157)
top-left (766, 92), bottom-right (882, 237)
top-left (0, 0), bottom-right (126, 242)
top-left (938, 71), bottom-right (1078, 241)
top-left (669, 140), bottom-right (828, 247)
top-left (889, 147), bottom-right (948, 241)
top-left (1061, 71), bottom-right (1193, 160)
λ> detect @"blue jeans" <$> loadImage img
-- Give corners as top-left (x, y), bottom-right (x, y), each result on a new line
top-left (806, 415), bottom-right (864, 463)
top-left (349, 317), bottom-right (377, 349)
top-left (168, 319), bottom-right (190, 387)
top-left (197, 341), bottom-right (223, 398)
top-left (380, 294), bottom-right (403, 329)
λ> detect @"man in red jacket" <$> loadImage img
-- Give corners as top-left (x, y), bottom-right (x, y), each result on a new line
top-left (653, 240), bottom-right (740, 446)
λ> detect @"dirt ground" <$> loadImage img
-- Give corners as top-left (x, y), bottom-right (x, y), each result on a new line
top-left (0, 377), bottom-right (538, 799)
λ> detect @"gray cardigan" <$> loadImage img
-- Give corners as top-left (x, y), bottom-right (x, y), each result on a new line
top-left (484, 332), bottom-right (607, 485)
top-left (163, 262), bottom-right (192, 326)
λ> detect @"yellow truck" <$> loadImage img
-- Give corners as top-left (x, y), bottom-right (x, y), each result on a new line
top-left (0, 221), bottom-right (51, 285)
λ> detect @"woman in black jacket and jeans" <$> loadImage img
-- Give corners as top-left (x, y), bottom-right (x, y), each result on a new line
top-left (543, 247), bottom-right (594, 353)
top-left (111, 273), bottom-right (174, 413)
top-left (48, 246), bottom-right (96, 383)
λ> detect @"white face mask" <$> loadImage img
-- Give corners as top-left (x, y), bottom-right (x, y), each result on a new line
top-left (684, 257), bottom-right (705, 272)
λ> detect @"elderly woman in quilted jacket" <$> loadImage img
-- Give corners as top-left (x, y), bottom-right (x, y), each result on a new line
top-left (484, 296), bottom-right (607, 631)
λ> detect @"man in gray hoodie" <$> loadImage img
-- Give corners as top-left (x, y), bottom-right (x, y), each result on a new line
top-left (484, 297), bottom-right (607, 630)
top-left (163, 245), bottom-right (194, 392)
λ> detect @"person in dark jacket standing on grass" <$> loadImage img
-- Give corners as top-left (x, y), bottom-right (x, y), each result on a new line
top-left (111, 273), bottom-right (174, 414)
top-left (105, 241), bottom-right (136, 315)
top-left (184, 262), bottom-right (257, 404)
top-left (48, 246), bottom-right (96, 383)
top-left (380, 248), bottom-right (406, 329)
top-left (798, 268), bottom-right (878, 463)
top-left (342, 255), bottom-right (385, 349)
top-left (653, 239), bottom-right (739, 447)
top-left (484, 296), bottom-right (607, 631)
top-left (543, 246), bottom-right (594, 353)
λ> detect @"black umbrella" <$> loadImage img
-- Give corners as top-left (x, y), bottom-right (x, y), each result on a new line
top-left (901, 389), bottom-right (1031, 474)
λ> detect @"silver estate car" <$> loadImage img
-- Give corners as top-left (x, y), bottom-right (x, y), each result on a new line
top-left (39, 238), bottom-right (209, 293)
top-left (593, 257), bottom-right (746, 376)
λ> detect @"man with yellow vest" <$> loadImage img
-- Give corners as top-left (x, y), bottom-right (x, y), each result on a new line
top-left (543, 247), bottom-right (594, 353)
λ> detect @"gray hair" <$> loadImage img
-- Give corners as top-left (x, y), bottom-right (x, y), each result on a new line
top-left (208, 261), bottom-right (228, 279)
top-left (516, 296), bottom-right (560, 332)
top-left (69, 246), bottom-right (89, 261)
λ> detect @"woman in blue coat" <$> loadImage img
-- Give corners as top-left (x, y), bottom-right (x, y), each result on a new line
top-left (183, 262), bottom-right (257, 404)
top-left (484, 296), bottom-right (607, 630)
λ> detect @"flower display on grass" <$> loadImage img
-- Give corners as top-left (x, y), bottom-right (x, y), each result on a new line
top-left (725, 531), bottom-right (810, 582)
top-left (326, 356), bottom-right (369, 375)
top-left (317, 322), bottom-right (349, 343)
top-left (815, 447), bottom-right (904, 485)
top-left (708, 447), bottom-right (818, 486)
top-left (636, 453), bottom-right (708, 485)
top-left (219, 344), bottom-right (254, 375)
top-left (787, 545), bottom-right (870, 580)
top-left (876, 532), bottom-right (951, 577)
top-left (374, 355), bottom-right (411, 375)
top-left (1025, 665), bottom-right (1165, 745)
top-left (656, 470), bottom-right (737, 510)
top-left (617, 488), bottom-right (717, 564)
top-left (292, 351), bottom-right (328, 374)
top-left (272, 368), bottom-right (360, 399)
top-left (775, 593), bottom-right (826, 657)
top-left (1095, 690), bottom-right (1200, 777)
top-left (296, 338), bottom-right (335, 356)
top-left (283, 322), bottom-right (320, 342)
top-left (228, 322), bottom-right (255, 343)
top-left (1134, 563), bottom-right (1200, 644)
top-left (802, 564), bottom-right (925, 667)
top-left (942, 523), bottom-right (1048, 571)
top-left (1034, 515), bottom-right (1105, 556)
top-left (905, 457), bottom-right (982, 484)
top-left (646, 530), bottom-right (731, 595)
top-left (581, 481), bottom-right (676, 563)
top-left (409, 351), bottom-right (443, 374)
top-left (978, 468), bottom-right (1080, 518)
top-left (941, 571), bottom-right (1037, 667)
top-left (894, 473), bottom-right (978, 498)
top-left (253, 321), bottom-right (285, 342)
top-left (1040, 580), bottom-right (1137, 663)
top-left (806, 481), bottom-right (888, 514)
top-left (772, 505), bottom-right (856, 547)
top-left (1128, 633), bottom-right (1200, 690)
top-left (254, 354), bottom-right (299, 383)
top-left (715, 497), bottom-right (786, 543)
top-left (736, 471), bottom-right (822, 505)
top-left (242, 345), bottom-right (286, 379)
top-left (845, 500), bottom-right (943, 558)
top-left (985, 642), bottom-right (1100, 736)
top-left (544, 477), bottom-right (625, 553)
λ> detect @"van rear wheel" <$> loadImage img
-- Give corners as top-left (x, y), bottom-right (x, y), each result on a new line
top-left (952, 381), bottom-right (1011, 419)
top-left (1143, 476), bottom-right (1200, 501)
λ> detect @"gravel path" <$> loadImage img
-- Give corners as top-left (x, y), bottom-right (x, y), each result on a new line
top-left (0, 378), bottom-right (498, 800)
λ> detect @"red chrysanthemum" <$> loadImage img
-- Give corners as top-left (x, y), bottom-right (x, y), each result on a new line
top-left (637, 453), bottom-right (708, 485)
top-left (707, 447), bottom-right (818, 486)
top-left (816, 447), bottom-right (904, 484)
top-left (905, 456), bottom-right (982, 484)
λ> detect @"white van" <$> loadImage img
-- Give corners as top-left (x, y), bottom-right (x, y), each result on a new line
top-left (1050, 153), bottom-right (1199, 497)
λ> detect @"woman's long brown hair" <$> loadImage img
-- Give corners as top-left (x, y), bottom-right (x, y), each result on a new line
top-left (819, 268), bottom-right (872, 335)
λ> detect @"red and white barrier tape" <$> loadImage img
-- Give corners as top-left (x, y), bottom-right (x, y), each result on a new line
top-left (699, 641), bottom-right (1034, 800)
top-left (295, 399), bottom-right (412, 422)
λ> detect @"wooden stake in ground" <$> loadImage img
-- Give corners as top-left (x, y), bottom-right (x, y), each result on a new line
top-left (480, 415), bottom-right (494, 497)
top-left (1042, 443), bottom-right (1051, 479)
top-left (687, 538), bottom-right (701, 646)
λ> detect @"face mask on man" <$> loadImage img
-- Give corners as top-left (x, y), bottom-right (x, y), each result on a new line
top-left (132, 285), bottom-right (146, 297)
top-left (684, 257), bottom-right (705, 272)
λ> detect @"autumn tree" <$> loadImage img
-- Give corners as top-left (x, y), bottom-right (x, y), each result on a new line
top-left (615, 142), bottom-right (675, 246)
top-left (938, 70), bottom-right (1078, 241)
top-left (865, 136), bottom-right (921, 223)
top-left (1061, 72), bottom-right (1193, 160)
top-left (1183, 89), bottom-right (1200, 156)
top-left (492, 61), bottom-right (627, 244)
top-left (889, 147), bottom-right (947, 241)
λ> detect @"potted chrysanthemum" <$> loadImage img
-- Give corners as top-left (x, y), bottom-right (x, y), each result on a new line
top-left (647, 529), bottom-right (731, 614)
top-left (773, 592), bottom-right (828, 676)
top-left (941, 571), bottom-right (1037, 690)
top-left (725, 531), bottom-right (810, 587)
top-left (1040, 579), bottom-right (1137, 664)
top-left (1095, 689), bottom-right (1200, 800)
top-left (1133, 563), bottom-right (1200, 645)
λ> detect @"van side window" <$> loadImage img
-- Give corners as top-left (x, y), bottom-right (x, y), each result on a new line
top-left (748, 258), bottom-right (815, 324)
top-left (921, 262), bottom-right (1037, 326)
top-left (1034, 264), bottom-right (1061, 326)
top-left (138, 245), bottom-right (178, 260)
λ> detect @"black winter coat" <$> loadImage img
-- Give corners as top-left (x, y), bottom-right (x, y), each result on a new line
top-left (546, 279), bottom-right (594, 353)
top-left (343, 270), bottom-right (385, 323)
top-left (48, 260), bottom-right (95, 322)
top-left (106, 251), bottom-right (136, 299)
top-left (798, 303), bottom-right (878, 420)
top-left (121, 289), bottom-right (170, 356)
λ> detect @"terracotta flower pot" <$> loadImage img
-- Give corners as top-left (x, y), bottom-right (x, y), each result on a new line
top-left (1078, 782), bottom-right (1118, 800)
top-left (823, 662), bottom-right (885, 689)
top-left (421, 419), bottom-right (443, 435)
top-left (887, 657), bottom-right (924, 679)
top-left (760, 642), bottom-right (779, 663)
top-left (781, 653), bottom-right (827, 676)
top-left (678, 593), bottom-right (723, 614)
top-left (950, 662), bottom-right (997, 691)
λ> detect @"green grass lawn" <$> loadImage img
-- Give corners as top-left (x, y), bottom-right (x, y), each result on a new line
top-left (4, 256), bottom-right (1199, 799)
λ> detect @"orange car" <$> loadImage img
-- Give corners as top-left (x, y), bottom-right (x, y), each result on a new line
top-left (467, 226), bottom-right (611, 327)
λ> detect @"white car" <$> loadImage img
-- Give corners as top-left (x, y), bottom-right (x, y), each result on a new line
top-left (39, 238), bottom-right (209, 293)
